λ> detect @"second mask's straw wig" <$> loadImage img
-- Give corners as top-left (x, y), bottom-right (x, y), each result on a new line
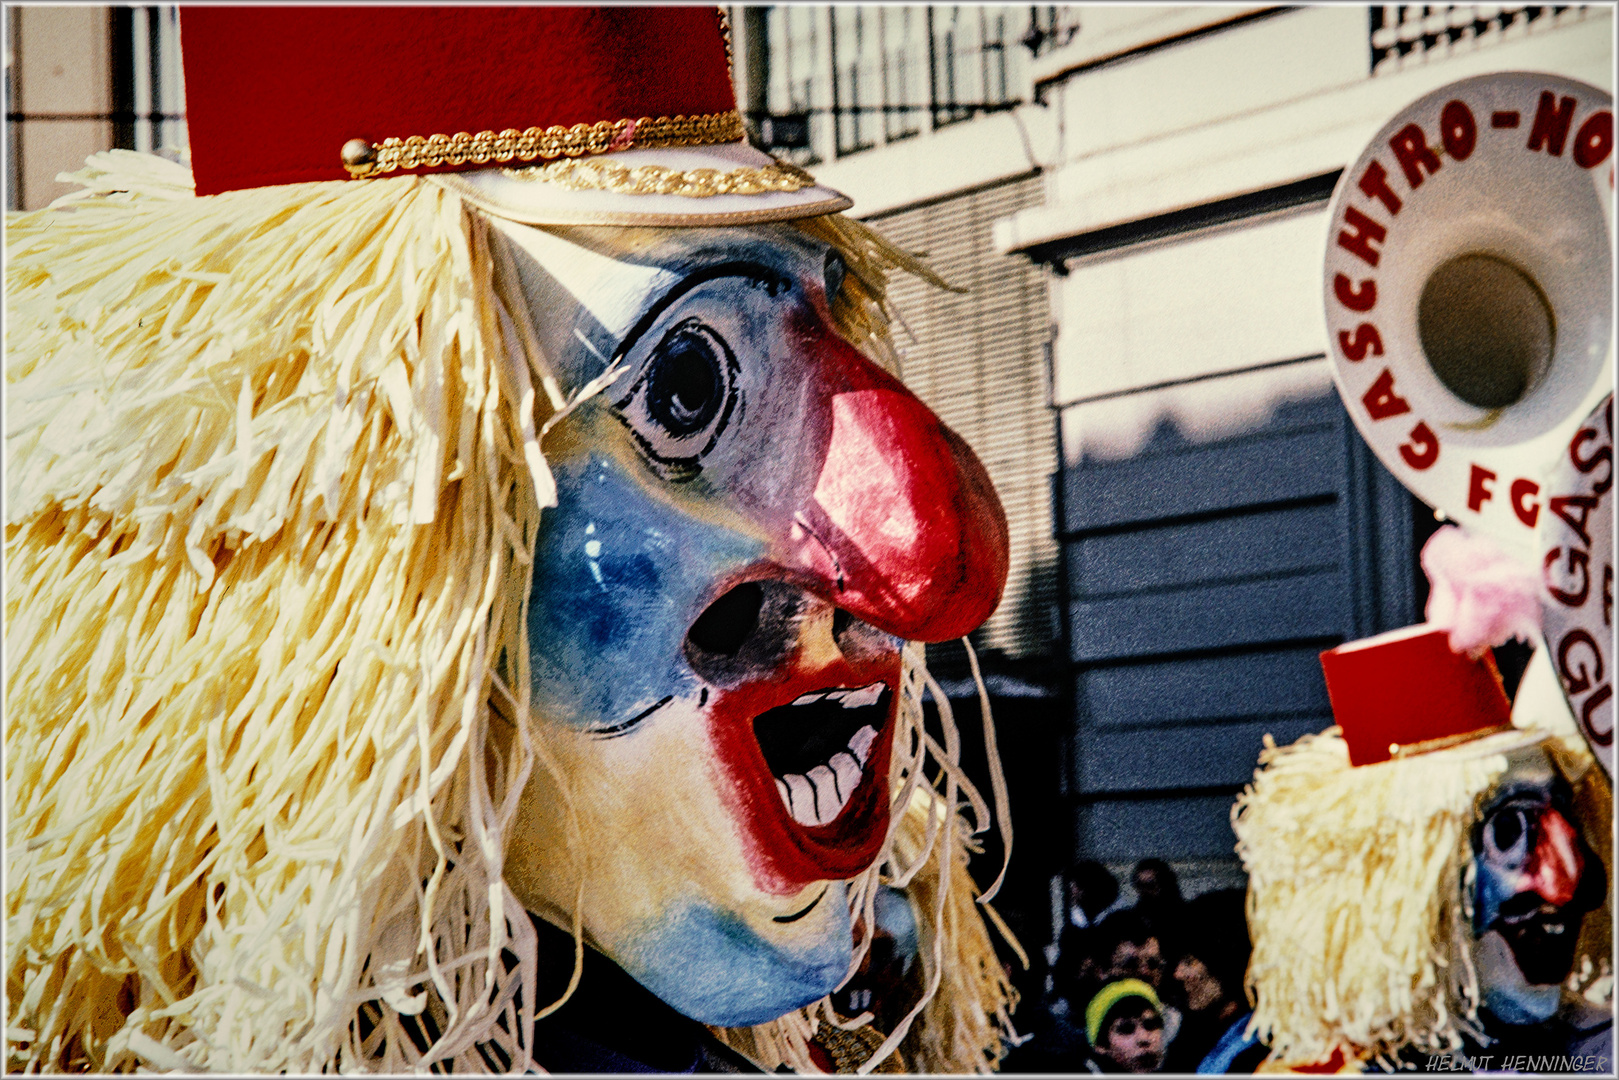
top-left (1231, 724), bottom-right (1590, 1068)
top-left (5, 150), bottom-right (1014, 1073)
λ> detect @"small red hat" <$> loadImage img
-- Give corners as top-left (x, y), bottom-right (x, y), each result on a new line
top-left (1319, 624), bottom-right (1513, 767)
top-left (178, 6), bottom-right (850, 225)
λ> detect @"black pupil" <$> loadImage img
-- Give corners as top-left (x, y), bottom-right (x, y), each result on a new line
top-left (1491, 809), bottom-right (1525, 853)
top-left (645, 327), bottom-right (722, 438)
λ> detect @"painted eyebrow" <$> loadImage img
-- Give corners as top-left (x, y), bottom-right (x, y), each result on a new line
top-left (612, 260), bottom-right (792, 362)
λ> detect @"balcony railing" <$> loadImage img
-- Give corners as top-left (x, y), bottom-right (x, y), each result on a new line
top-left (1369, 4), bottom-right (1596, 74)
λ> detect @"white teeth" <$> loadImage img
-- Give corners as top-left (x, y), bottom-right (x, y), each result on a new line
top-left (788, 681), bottom-right (885, 710)
top-left (829, 683), bottom-right (884, 709)
top-left (808, 765), bottom-right (838, 818)
top-left (830, 752), bottom-right (863, 798)
top-left (777, 758), bottom-right (864, 828)
top-left (771, 683), bottom-right (888, 827)
top-left (848, 725), bottom-right (878, 766)
top-left (783, 774), bottom-right (816, 825)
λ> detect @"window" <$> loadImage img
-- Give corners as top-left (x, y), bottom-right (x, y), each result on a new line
top-left (831, 7), bottom-right (878, 155)
top-left (1369, 4), bottom-right (1595, 75)
top-left (930, 6), bottom-right (1014, 129)
top-left (880, 7), bottom-right (925, 143)
top-left (6, 5), bottom-right (185, 211)
top-left (745, 5), bottom-right (1070, 161)
top-left (763, 5), bottom-right (826, 164)
top-left (125, 5), bottom-right (187, 157)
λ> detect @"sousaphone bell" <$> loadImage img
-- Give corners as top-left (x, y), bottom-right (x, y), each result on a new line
top-left (1322, 71), bottom-right (1615, 770)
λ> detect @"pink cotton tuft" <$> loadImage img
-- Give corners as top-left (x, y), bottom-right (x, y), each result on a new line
top-left (1420, 525), bottom-right (1543, 656)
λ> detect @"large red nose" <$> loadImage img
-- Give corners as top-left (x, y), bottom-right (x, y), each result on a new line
top-left (1525, 808), bottom-right (1585, 908)
top-left (791, 337), bottom-right (1009, 642)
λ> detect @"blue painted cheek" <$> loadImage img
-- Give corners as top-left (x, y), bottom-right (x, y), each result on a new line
top-left (527, 454), bottom-right (766, 728)
top-left (1472, 858), bottom-right (1518, 934)
top-left (623, 890), bottom-right (853, 1026)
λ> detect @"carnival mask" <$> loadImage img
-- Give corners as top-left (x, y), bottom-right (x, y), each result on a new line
top-left (492, 221), bottom-right (1008, 1026)
top-left (1469, 745), bottom-right (1606, 1025)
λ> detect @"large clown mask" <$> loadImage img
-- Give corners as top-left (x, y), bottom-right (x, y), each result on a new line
top-left (1468, 744), bottom-right (1607, 1027)
top-left (491, 219), bottom-right (1009, 1026)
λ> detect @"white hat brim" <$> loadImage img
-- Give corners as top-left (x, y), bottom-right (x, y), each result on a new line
top-left (429, 141), bottom-right (851, 227)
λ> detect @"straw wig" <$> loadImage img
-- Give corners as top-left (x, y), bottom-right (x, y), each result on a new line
top-left (4, 152), bottom-right (1016, 1073)
top-left (1232, 724), bottom-right (1612, 1069)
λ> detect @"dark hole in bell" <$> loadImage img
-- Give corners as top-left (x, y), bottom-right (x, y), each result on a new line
top-left (687, 582), bottom-right (764, 658)
top-left (1417, 253), bottom-right (1555, 410)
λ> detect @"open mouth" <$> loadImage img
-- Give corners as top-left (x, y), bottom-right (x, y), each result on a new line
top-left (687, 578), bottom-right (901, 886)
top-left (1493, 897), bottom-right (1580, 985)
top-left (754, 682), bottom-right (890, 827)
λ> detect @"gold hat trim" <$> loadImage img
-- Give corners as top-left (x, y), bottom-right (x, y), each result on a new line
top-left (497, 157), bottom-right (817, 198)
top-left (344, 110), bottom-right (745, 179)
top-left (1386, 722), bottom-right (1518, 760)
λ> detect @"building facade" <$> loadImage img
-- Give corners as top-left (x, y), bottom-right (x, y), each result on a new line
top-left (996, 4), bottom-right (1613, 901)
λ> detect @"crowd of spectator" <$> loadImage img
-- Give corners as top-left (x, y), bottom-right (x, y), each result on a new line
top-left (1001, 860), bottom-right (1268, 1074)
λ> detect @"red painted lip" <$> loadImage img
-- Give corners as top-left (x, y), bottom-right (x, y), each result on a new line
top-left (707, 655), bottom-right (901, 894)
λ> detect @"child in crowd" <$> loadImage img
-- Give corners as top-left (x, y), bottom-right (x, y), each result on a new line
top-left (1085, 979), bottom-right (1168, 1073)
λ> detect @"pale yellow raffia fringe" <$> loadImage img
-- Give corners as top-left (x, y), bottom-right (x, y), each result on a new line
top-left (1231, 725), bottom-right (1595, 1069)
top-left (6, 150), bottom-right (554, 1073)
top-left (5, 150), bottom-right (1017, 1073)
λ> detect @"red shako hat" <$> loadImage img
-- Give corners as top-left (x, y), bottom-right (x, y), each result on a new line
top-left (1319, 624), bottom-right (1513, 767)
top-left (178, 6), bottom-right (851, 225)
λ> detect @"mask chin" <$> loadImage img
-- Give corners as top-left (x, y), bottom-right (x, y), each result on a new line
top-left (1474, 928), bottom-right (1563, 1025)
top-left (619, 882), bottom-right (854, 1027)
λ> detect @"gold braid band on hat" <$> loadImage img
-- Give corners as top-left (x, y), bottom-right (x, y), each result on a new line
top-left (1387, 722), bottom-right (1519, 760)
top-left (343, 110), bottom-right (745, 178)
top-left (498, 157), bottom-right (817, 197)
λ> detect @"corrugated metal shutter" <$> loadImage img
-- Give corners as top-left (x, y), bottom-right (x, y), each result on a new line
top-left (865, 173), bottom-right (1057, 659)
top-left (1058, 368), bottom-right (1419, 862)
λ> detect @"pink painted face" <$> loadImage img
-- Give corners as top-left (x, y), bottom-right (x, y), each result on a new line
top-left (491, 220), bottom-right (1008, 1025)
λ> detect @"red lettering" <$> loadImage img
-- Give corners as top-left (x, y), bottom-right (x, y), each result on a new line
top-left (1557, 628), bottom-right (1604, 693)
top-left (1491, 110), bottom-right (1520, 129)
top-left (1361, 368), bottom-right (1411, 421)
top-left (1581, 683), bottom-right (1613, 746)
top-left (1545, 546), bottom-right (1591, 607)
top-left (1336, 206), bottom-right (1387, 268)
top-left (1574, 110), bottom-right (1614, 168)
top-left (1390, 123), bottom-right (1442, 188)
top-left (1333, 273), bottom-right (1377, 312)
top-left (1528, 91), bottom-right (1576, 156)
top-left (1357, 160), bottom-right (1402, 215)
top-left (1440, 100), bottom-right (1477, 161)
top-left (1468, 464), bottom-right (1497, 511)
top-left (1337, 323), bottom-right (1384, 362)
top-left (1400, 422), bottom-right (1440, 470)
top-left (1550, 494), bottom-right (1598, 546)
top-left (1570, 426), bottom-right (1614, 494)
top-left (1510, 477), bottom-right (1541, 527)
top-left (1605, 563), bottom-right (1613, 627)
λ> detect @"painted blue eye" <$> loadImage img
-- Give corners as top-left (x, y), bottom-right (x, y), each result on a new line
top-left (616, 316), bottom-right (739, 480)
top-left (1483, 806), bottom-right (1530, 867)
top-left (646, 323), bottom-right (723, 437)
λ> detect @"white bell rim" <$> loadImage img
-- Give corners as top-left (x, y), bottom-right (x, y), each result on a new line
top-left (1537, 392), bottom-right (1613, 778)
top-left (1322, 71), bottom-right (1615, 563)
